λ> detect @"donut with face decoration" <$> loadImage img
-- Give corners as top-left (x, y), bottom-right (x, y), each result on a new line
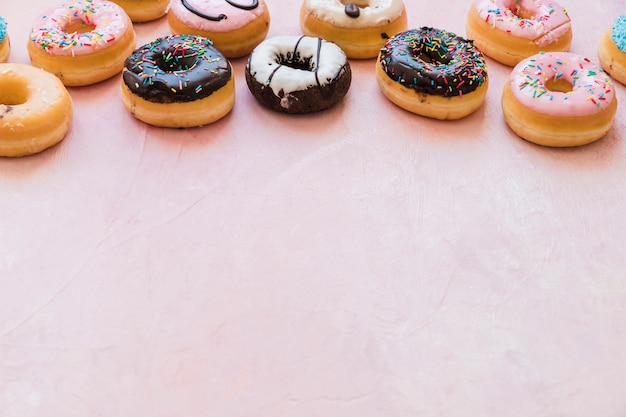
top-left (299, 0), bottom-right (408, 59)
top-left (167, 0), bottom-right (271, 58)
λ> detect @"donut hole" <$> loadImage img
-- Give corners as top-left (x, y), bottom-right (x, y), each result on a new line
top-left (0, 78), bottom-right (28, 106)
top-left (339, 0), bottom-right (369, 7)
top-left (63, 20), bottom-right (96, 34)
top-left (505, 0), bottom-right (538, 19)
top-left (414, 44), bottom-right (452, 66)
top-left (545, 78), bottom-right (573, 93)
top-left (156, 54), bottom-right (198, 72)
top-left (275, 54), bottom-right (315, 72)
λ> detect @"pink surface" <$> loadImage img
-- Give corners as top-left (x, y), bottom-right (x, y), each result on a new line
top-left (2, 1), bottom-right (626, 416)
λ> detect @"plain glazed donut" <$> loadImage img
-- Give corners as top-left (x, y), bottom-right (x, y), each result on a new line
top-left (598, 15), bottom-right (626, 86)
top-left (0, 17), bottom-right (9, 63)
top-left (300, 0), bottom-right (408, 59)
top-left (121, 34), bottom-right (235, 127)
top-left (466, 0), bottom-right (572, 66)
top-left (167, 0), bottom-right (271, 58)
top-left (376, 28), bottom-right (489, 120)
top-left (245, 35), bottom-right (352, 113)
top-left (0, 63), bottom-right (73, 157)
top-left (109, 0), bottom-right (169, 22)
top-left (27, 0), bottom-right (136, 86)
top-left (502, 52), bottom-right (618, 147)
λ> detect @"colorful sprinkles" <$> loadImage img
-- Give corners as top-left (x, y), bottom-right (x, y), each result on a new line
top-left (612, 14), bottom-right (626, 52)
top-left (379, 27), bottom-right (487, 98)
top-left (0, 16), bottom-right (7, 44)
top-left (122, 34), bottom-right (231, 103)
top-left (30, 0), bottom-right (127, 55)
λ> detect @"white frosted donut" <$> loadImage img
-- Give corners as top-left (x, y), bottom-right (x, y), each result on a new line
top-left (300, 0), bottom-right (407, 59)
top-left (245, 35), bottom-right (351, 113)
top-left (302, 0), bottom-right (404, 29)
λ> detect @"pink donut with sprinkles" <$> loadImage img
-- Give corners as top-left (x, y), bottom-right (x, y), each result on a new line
top-left (27, 0), bottom-right (136, 86)
top-left (466, 0), bottom-right (572, 66)
top-left (502, 52), bottom-right (618, 147)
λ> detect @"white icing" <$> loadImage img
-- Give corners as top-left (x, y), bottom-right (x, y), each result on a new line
top-left (247, 35), bottom-right (347, 96)
top-left (302, 0), bottom-right (405, 28)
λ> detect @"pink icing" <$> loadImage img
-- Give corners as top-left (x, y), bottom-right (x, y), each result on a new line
top-left (473, 0), bottom-right (570, 45)
top-left (509, 52), bottom-right (615, 117)
top-left (30, 0), bottom-right (131, 56)
top-left (168, 0), bottom-right (266, 33)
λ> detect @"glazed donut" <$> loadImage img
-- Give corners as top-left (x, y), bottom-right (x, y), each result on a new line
top-left (502, 52), bottom-right (618, 147)
top-left (466, 0), bottom-right (572, 66)
top-left (376, 28), bottom-right (489, 120)
top-left (300, 0), bottom-right (408, 59)
top-left (598, 15), bottom-right (626, 86)
top-left (0, 63), bottom-right (73, 157)
top-left (27, 0), bottom-right (136, 86)
top-left (245, 35), bottom-right (352, 113)
top-left (109, 0), bottom-right (169, 22)
top-left (121, 34), bottom-right (235, 127)
top-left (167, 0), bottom-right (270, 58)
top-left (0, 17), bottom-right (9, 63)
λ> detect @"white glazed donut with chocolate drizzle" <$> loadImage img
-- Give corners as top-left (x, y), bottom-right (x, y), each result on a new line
top-left (167, 0), bottom-right (270, 58)
top-left (245, 35), bottom-right (352, 113)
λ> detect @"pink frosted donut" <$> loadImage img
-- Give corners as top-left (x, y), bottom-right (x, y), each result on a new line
top-left (466, 0), bottom-right (572, 66)
top-left (27, 0), bottom-right (136, 86)
top-left (167, 0), bottom-right (271, 58)
top-left (502, 52), bottom-right (618, 147)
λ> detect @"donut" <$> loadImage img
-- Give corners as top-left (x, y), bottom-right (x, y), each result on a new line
top-left (0, 17), bottom-right (9, 63)
top-left (376, 27), bottom-right (489, 120)
top-left (0, 63), bottom-right (73, 157)
top-left (598, 15), bottom-right (626, 86)
top-left (27, 0), bottom-right (136, 86)
top-left (502, 52), bottom-right (618, 147)
top-left (466, 0), bottom-right (572, 66)
top-left (299, 0), bottom-right (408, 59)
top-left (121, 34), bottom-right (235, 127)
top-left (109, 0), bottom-right (169, 22)
top-left (167, 0), bottom-right (271, 58)
top-left (245, 35), bottom-right (352, 113)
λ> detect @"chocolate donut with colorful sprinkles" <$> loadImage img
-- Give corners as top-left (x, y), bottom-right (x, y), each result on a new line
top-left (120, 34), bottom-right (235, 128)
top-left (376, 27), bottom-right (489, 120)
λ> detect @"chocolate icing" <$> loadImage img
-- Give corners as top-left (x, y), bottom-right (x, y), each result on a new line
top-left (379, 27), bottom-right (487, 97)
top-left (122, 35), bottom-right (231, 103)
top-left (180, 0), bottom-right (259, 21)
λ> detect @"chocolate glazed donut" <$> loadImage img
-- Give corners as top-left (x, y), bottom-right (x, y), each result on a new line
top-left (122, 34), bottom-right (231, 103)
top-left (245, 35), bottom-right (351, 113)
top-left (379, 27), bottom-right (487, 98)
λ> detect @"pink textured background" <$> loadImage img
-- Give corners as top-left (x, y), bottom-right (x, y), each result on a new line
top-left (1, 0), bottom-right (626, 416)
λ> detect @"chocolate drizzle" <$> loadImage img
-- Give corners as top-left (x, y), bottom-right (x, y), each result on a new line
top-left (379, 27), bottom-right (488, 97)
top-left (225, 0), bottom-right (258, 10)
top-left (122, 35), bottom-right (231, 103)
top-left (181, 0), bottom-right (259, 21)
